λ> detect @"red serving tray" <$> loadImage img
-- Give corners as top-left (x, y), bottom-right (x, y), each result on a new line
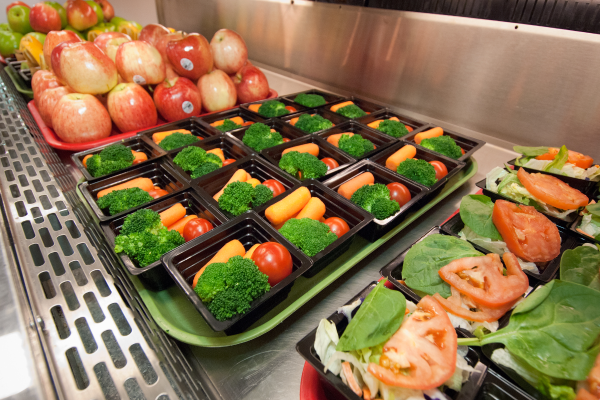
top-left (28, 88), bottom-right (278, 152)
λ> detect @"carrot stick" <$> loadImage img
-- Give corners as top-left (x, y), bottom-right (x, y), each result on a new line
top-left (327, 132), bottom-right (354, 148)
top-left (414, 127), bottom-right (443, 145)
top-left (206, 148), bottom-right (225, 162)
top-left (152, 129), bottom-right (193, 144)
top-left (341, 362), bottom-right (362, 397)
top-left (159, 203), bottom-right (186, 228)
top-left (265, 187), bottom-right (311, 226)
top-left (246, 178), bottom-right (261, 188)
top-left (295, 197), bottom-right (326, 220)
top-left (367, 120), bottom-right (383, 129)
top-left (82, 154), bottom-right (93, 167)
top-left (249, 104), bottom-right (261, 113)
top-left (338, 172), bottom-right (375, 200)
top-left (213, 169), bottom-right (248, 201)
top-left (406, 126), bottom-right (413, 132)
top-left (210, 120), bottom-right (225, 127)
top-left (244, 244), bottom-right (261, 259)
top-left (274, 211), bottom-right (300, 229)
top-left (330, 101), bottom-right (354, 112)
top-left (289, 117), bottom-right (300, 126)
top-left (282, 143), bottom-right (319, 157)
top-left (97, 177), bottom-right (154, 198)
top-left (168, 215), bottom-right (197, 235)
top-left (389, 117), bottom-right (400, 122)
top-left (192, 239), bottom-right (246, 286)
top-left (131, 151), bottom-right (148, 165)
top-left (229, 116), bottom-right (244, 125)
top-left (386, 144), bottom-right (417, 171)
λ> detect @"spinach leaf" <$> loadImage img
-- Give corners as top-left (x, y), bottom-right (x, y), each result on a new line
top-left (336, 280), bottom-right (406, 352)
top-left (513, 146), bottom-right (550, 157)
top-left (544, 145), bottom-right (569, 172)
top-left (459, 280), bottom-right (600, 381)
top-left (560, 246), bottom-right (600, 291)
top-left (586, 203), bottom-right (600, 217)
top-left (460, 195), bottom-right (503, 240)
top-left (402, 234), bottom-right (483, 298)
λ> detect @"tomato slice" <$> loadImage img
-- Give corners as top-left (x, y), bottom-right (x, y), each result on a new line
top-left (438, 253), bottom-right (528, 308)
top-left (367, 296), bottom-right (456, 390)
top-left (492, 199), bottom-right (561, 262)
top-left (517, 168), bottom-right (588, 210)
top-left (536, 148), bottom-right (594, 169)
top-left (429, 161), bottom-right (448, 180)
top-left (433, 292), bottom-right (518, 322)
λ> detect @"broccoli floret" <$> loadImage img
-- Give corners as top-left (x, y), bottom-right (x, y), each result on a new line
top-left (396, 158), bottom-right (437, 187)
top-left (195, 256), bottom-right (270, 321)
top-left (294, 114), bottom-right (334, 134)
top-left (120, 208), bottom-right (163, 236)
top-left (257, 100), bottom-right (290, 118)
top-left (218, 181), bottom-right (256, 216)
top-left (336, 104), bottom-right (367, 119)
top-left (159, 132), bottom-right (200, 151)
top-left (377, 119), bottom-right (409, 138)
top-left (294, 93), bottom-right (326, 108)
top-left (173, 146), bottom-right (207, 172)
top-left (279, 218), bottom-right (338, 257)
top-left (205, 153), bottom-right (223, 166)
top-left (86, 152), bottom-right (133, 178)
top-left (279, 151), bottom-right (328, 180)
top-left (99, 144), bottom-right (135, 163)
top-left (253, 184), bottom-right (273, 207)
top-left (338, 134), bottom-right (374, 158)
top-left (97, 187), bottom-right (153, 215)
top-left (350, 183), bottom-right (400, 219)
top-left (191, 163), bottom-right (220, 179)
top-left (214, 119), bottom-right (243, 132)
top-left (420, 135), bottom-right (463, 159)
top-left (242, 123), bottom-right (284, 151)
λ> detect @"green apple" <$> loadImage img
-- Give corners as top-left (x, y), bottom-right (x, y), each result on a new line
top-left (130, 21), bottom-right (142, 31)
top-left (23, 32), bottom-right (47, 45)
top-left (7, 5), bottom-right (33, 35)
top-left (109, 16), bottom-right (126, 26)
top-left (0, 31), bottom-right (23, 57)
top-left (64, 25), bottom-right (85, 40)
top-left (0, 23), bottom-right (12, 33)
top-left (85, 1), bottom-right (103, 24)
top-left (44, 2), bottom-right (68, 29)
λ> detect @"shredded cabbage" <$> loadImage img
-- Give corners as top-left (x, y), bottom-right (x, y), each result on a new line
top-left (578, 214), bottom-right (600, 239)
top-left (337, 298), bottom-right (362, 324)
top-left (486, 167), bottom-right (509, 192)
top-left (522, 159), bottom-right (600, 182)
top-left (314, 319), bottom-right (341, 374)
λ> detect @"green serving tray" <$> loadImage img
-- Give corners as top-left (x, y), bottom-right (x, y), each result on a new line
top-left (6, 64), bottom-right (33, 99)
top-left (125, 158), bottom-right (477, 347)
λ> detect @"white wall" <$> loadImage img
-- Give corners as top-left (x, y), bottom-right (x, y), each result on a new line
top-left (0, 0), bottom-right (158, 26)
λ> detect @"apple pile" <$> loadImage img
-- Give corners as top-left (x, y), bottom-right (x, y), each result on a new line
top-left (32, 22), bottom-right (271, 144)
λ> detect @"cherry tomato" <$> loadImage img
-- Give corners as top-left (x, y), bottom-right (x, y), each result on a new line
top-left (285, 106), bottom-right (297, 113)
top-left (262, 179), bottom-right (285, 197)
top-left (429, 161), bottom-right (448, 180)
top-left (517, 167), bottom-right (588, 210)
top-left (251, 242), bottom-right (293, 286)
top-left (182, 218), bottom-right (214, 242)
top-left (386, 182), bottom-right (411, 207)
top-left (282, 138), bottom-right (291, 143)
top-left (147, 189), bottom-right (168, 199)
top-left (323, 217), bottom-right (349, 238)
top-left (222, 159), bottom-right (236, 166)
top-left (321, 157), bottom-right (339, 171)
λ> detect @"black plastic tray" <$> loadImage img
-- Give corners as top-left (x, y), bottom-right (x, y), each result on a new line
top-left (225, 118), bottom-right (307, 153)
top-left (161, 212), bottom-right (313, 334)
top-left (323, 160), bottom-right (429, 241)
top-left (72, 135), bottom-right (167, 181)
top-left (260, 135), bottom-right (356, 182)
top-left (369, 140), bottom-right (466, 203)
top-left (318, 120), bottom-right (396, 160)
top-left (100, 189), bottom-right (228, 291)
top-left (282, 89), bottom-right (345, 108)
top-left (240, 97), bottom-right (308, 118)
top-left (296, 281), bottom-right (488, 400)
top-left (196, 109), bottom-right (266, 135)
top-left (325, 96), bottom-right (386, 119)
top-left (6, 57), bottom-right (32, 84)
top-left (79, 158), bottom-right (188, 222)
top-left (279, 108), bottom-right (348, 135)
top-left (166, 135), bottom-right (254, 183)
top-left (356, 108), bottom-right (429, 139)
top-left (479, 369), bottom-right (536, 400)
top-left (138, 116), bottom-right (219, 153)
top-left (255, 179), bottom-right (373, 277)
top-left (401, 125), bottom-right (486, 162)
top-left (193, 156), bottom-right (301, 219)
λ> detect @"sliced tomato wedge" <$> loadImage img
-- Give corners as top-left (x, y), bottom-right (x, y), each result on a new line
top-left (517, 168), bottom-right (588, 210)
top-left (492, 200), bottom-right (561, 262)
top-left (367, 296), bottom-right (456, 390)
top-left (438, 253), bottom-right (528, 308)
top-left (536, 148), bottom-right (594, 169)
top-left (433, 291), bottom-right (518, 322)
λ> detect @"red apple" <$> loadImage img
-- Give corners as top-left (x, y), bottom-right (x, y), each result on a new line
top-left (59, 41), bottom-right (118, 94)
top-left (115, 40), bottom-right (165, 85)
top-left (154, 77), bottom-right (202, 122)
top-left (197, 69), bottom-right (236, 112)
top-left (93, 31), bottom-right (130, 54)
top-left (32, 70), bottom-right (61, 105)
top-left (6, 2), bottom-right (29, 14)
top-left (50, 40), bottom-right (75, 83)
top-left (139, 23), bottom-right (169, 47)
top-left (210, 29), bottom-right (248, 75)
top-left (233, 64), bottom-right (270, 104)
top-left (52, 93), bottom-right (112, 143)
top-left (166, 33), bottom-right (213, 81)
top-left (155, 31), bottom-right (183, 63)
top-left (107, 83), bottom-right (157, 132)
top-left (43, 30), bottom-right (82, 72)
top-left (66, 0), bottom-right (97, 31)
top-left (103, 36), bottom-right (130, 62)
top-left (165, 63), bottom-right (179, 80)
top-left (38, 86), bottom-right (74, 128)
top-left (93, 0), bottom-right (113, 21)
top-left (29, 3), bottom-right (61, 33)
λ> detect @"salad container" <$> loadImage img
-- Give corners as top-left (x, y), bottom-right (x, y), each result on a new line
top-left (196, 109), bottom-right (267, 136)
top-left (139, 116), bottom-right (219, 153)
top-left (225, 118), bottom-right (307, 154)
top-left (161, 212), bottom-right (313, 334)
top-left (240, 97), bottom-right (309, 118)
top-left (280, 108), bottom-right (348, 134)
top-left (282, 89), bottom-right (345, 108)
top-left (318, 120), bottom-right (396, 160)
top-left (324, 96), bottom-right (386, 118)
top-left (402, 124), bottom-right (486, 162)
top-left (356, 109), bottom-right (429, 139)
top-left (479, 369), bottom-right (536, 400)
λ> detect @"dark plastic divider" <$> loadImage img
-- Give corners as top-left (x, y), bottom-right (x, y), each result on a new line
top-left (138, 116), bottom-right (219, 153)
top-left (226, 118), bottom-right (307, 153)
top-left (319, 120), bottom-right (396, 160)
top-left (479, 369), bottom-right (536, 400)
top-left (196, 109), bottom-right (267, 136)
top-left (324, 96), bottom-right (386, 118)
top-left (402, 124), bottom-right (486, 162)
top-left (570, 214), bottom-right (600, 243)
top-left (280, 108), bottom-right (348, 134)
top-left (282, 89), bottom-right (344, 107)
top-left (356, 109), bottom-right (429, 138)
top-left (240, 97), bottom-right (308, 118)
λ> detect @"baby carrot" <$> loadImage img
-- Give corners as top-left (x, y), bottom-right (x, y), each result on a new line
top-left (367, 120), bottom-right (383, 129)
top-left (152, 129), bottom-right (193, 144)
top-left (386, 145), bottom-right (417, 171)
top-left (282, 143), bottom-right (320, 157)
top-left (289, 117), bottom-right (300, 126)
top-left (246, 178), bottom-right (261, 188)
top-left (330, 101), bottom-right (354, 112)
top-left (327, 132), bottom-right (354, 148)
top-left (192, 239), bottom-right (246, 286)
top-left (265, 186), bottom-right (311, 226)
top-left (338, 172), bottom-right (375, 200)
top-left (414, 127), bottom-right (443, 145)
top-left (295, 197), bottom-right (326, 221)
top-left (248, 104), bottom-right (261, 113)
top-left (213, 169), bottom-right (248, 201)
top-left (132, 151), bottom-right (148, 164)
top-left (168, 215), bottom-right (197, 235)
top-left (159, 203), bottom-right (186, 228)
top-left (97, 177), bottom-right (154, 198)
top-left (207, 148), bottom-right (225, 162)
top-left (244, 244), bottom-right (261, 259)
top-left (82, 154), bottom-right (93, 167)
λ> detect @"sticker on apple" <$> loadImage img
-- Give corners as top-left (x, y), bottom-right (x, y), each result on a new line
top-left (133, 75), bottom-right (147, 85)
top-left (180, 58), bottom-right (194, 71)
top-left (182, 101), bottom-right (194, 114)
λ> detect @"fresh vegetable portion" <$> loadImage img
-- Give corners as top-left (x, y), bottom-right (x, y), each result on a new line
top-left (97, 187), bottom-right (153, 215)
top-left (85, 143), bottom-right (136, 177)
top-left (350, 183), bottom-right (401, 220)
top-left (397, 158), bottom-right (438, 187)
top-left (577, 203), bottom-right (600, 241)
top-left (514, 145), bottom-right (600, 181)
top-left (279, 151), bottom-right (328, 180)
top-left (560, 245), bottom-right (600, 290)
top-left (333, 133), bottom-right (374, 158)
top-left (369, 117), bottom-right (411, 138)
top-left (210, 117), bottom-right (244, 132)
top-left (331, 101), bottom-right (367, 119)
top-left (212, 170), bottom-right (279, 215)
top-left (291, 113), bottom-right (333, 133)
top-left (172, 145), bottom-right (224, 178)
top-left (254, 100), bottom-right (290, 118)
top-left (420, 135), bottom-right (462, 159)
top-left (242, 122), bottom-right (284, 151)
top-left (293, 93), bottom-right (326, 108)
top-left (155, 130), bottom-right (201, 151)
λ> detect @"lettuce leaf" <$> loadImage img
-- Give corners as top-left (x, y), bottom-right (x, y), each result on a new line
top-left (460, 195), bottom-right (502, 240)
top-left (560, 245), bottom-right (600, 291)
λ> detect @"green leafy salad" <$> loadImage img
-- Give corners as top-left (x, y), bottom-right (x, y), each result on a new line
top-left (577, 202), bottom-right (600, 241)
top-left (514, 145), bottom-right (600, 181)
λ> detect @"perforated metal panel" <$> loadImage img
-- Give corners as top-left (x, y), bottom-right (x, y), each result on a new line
top-left (0, 69), bottom-right (216, 400)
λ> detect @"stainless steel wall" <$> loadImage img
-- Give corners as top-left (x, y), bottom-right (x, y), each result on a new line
top-left (157, 0), bottom-right (600, 154)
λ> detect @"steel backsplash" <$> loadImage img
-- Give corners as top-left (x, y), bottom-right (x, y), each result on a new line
top-left (158, 0), bottom-right (600, 156)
